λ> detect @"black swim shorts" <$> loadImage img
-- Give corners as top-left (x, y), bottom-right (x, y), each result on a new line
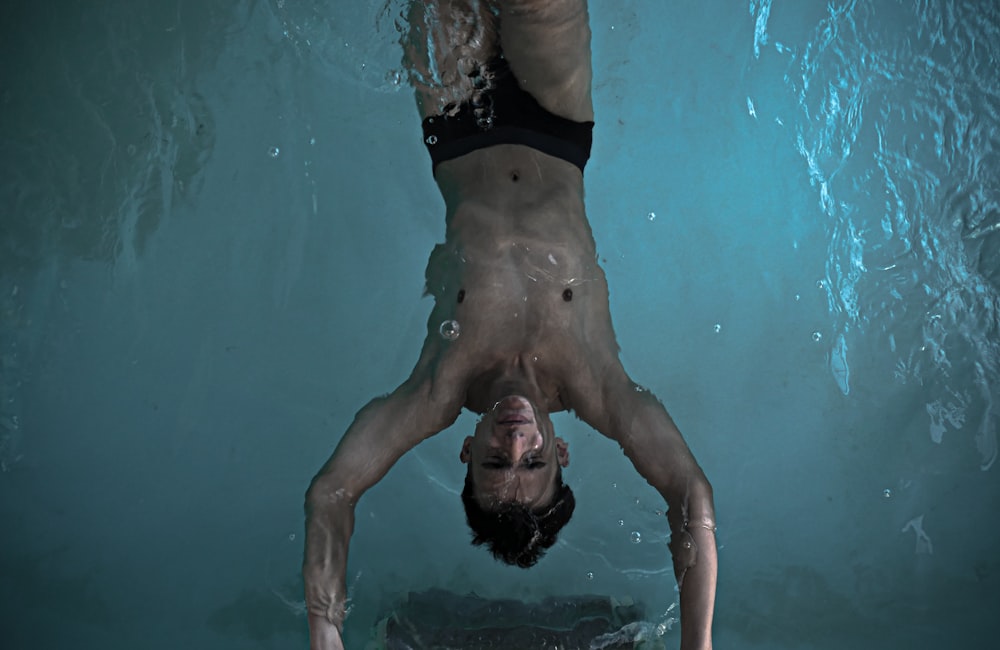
top-left (421, 55), bottom-right (594, 173)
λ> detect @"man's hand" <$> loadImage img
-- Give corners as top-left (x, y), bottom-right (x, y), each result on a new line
top-left (309, 614), bottom-right (344, 650)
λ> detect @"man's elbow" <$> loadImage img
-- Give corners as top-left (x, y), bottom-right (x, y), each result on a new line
top-left (304, 473), bottom-right (356, 513)
top-left (688, 476), bottom-right (716, 530)
top-left (664, 473), bottom-right (716, 532)
top-left (666, 475), bottom-right (717, 586)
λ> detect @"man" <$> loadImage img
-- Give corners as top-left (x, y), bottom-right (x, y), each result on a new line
top-left (303, 1), bottom-right (717, 649)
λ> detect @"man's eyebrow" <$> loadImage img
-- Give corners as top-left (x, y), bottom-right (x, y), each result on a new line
top-left (481, 460), bottom-right (512, 469)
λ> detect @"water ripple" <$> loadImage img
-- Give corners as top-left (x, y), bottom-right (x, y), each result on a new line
top-left (751, 0), bottom-right (1000, 469)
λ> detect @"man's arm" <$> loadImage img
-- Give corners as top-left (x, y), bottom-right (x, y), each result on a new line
top-left (303, 373), bottom-right (463, 649)
top-left (571, 367), bottom-right (717, 650)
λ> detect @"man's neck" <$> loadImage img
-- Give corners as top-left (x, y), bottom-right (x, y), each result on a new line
top-left (465, 359), bottom-right (554, 415)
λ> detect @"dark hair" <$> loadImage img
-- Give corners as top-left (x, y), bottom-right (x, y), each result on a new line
top-left (460, 468), bottom-right (576, 568)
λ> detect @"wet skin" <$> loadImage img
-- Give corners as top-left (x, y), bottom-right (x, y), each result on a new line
top-left (461, 394), bottom-right (570, 510)
top-left (304, 2), bottom-right (717, 650)
top-left (304, 142), bottom-right (716, 650)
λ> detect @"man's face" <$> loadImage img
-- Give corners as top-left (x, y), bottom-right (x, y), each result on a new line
top-left (460, 395), bottom-right (570, 511)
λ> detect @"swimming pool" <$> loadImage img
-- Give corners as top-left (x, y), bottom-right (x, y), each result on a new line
top-left (1, 0), bottom-right (997, 648)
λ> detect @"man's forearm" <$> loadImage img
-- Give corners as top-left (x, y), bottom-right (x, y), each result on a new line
top-left (303, 479), bottom-right (356, 633)
top-left (665, 482), bottom-right (717, 650)
top-left (674, 525), bottom-right (717, 650)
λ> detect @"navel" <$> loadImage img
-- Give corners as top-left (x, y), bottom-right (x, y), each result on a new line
top-left (457, 288), bottom-right (466, 303)
top-left (562, 288), bottom-right (573, 302)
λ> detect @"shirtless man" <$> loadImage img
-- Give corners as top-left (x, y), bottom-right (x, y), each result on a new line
top-left (303, 1), bottom-right (717, 648)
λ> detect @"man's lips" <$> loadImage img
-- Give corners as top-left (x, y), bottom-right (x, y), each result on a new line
top-left (493, 396), bottom-right (534, 425)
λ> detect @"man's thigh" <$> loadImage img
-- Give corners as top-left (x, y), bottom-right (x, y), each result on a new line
top-left (405, 0), bottom-right (500, 119)
top-left (498, 0), bottom-right (594, 123)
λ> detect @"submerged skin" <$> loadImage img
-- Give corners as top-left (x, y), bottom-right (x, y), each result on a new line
top-left (303, 1), bottom-right (717, 649)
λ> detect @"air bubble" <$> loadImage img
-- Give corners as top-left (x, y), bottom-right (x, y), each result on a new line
top-left (713, 323), bottom-right (722, 333)
top-left (630, 531), bottom-right (642, 544)
top-left (794, 294), bottom-right (800, 301)
top-left (288, 533), bottom-right (296, 541)
top-left (812, 331), bottom-right (823, 342)
top-left (268, 146), bottom-right (280, 158)
top-left (586, 571), bottom-right (594, 580)
top-left (426, 134), bottom-right (438, 145)
top-left (647, 212), bottom-right (656, 221)
top-left (439, 320), bottom-right (461, 341)
top-left (618, 519), bottom-right (625, 527)
top-left (883, 488), bottom-right (892, 499)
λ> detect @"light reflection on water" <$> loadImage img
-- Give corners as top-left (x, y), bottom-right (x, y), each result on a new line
top-left (750, 0), bottom-right (1000, 470)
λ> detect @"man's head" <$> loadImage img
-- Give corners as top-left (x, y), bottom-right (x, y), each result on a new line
top-left (459, 395), bottom-right (573, 567)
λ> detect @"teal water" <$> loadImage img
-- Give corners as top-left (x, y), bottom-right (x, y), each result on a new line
top-left (1, 0), bottom-right (997, 648)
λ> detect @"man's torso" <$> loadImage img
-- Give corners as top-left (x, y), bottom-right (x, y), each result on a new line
top-left (421, 144), bottom-right (619, 415)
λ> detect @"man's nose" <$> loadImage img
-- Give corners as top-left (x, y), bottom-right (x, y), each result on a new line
top-left (501, 428), bottom-right (534, 453)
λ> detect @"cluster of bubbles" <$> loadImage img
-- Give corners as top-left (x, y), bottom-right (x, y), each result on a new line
top-left (467, 60), bottom-right (496, 131)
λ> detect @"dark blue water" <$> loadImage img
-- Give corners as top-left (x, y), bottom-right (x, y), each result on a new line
top-left (1, 0), bottom-right (997, 648)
